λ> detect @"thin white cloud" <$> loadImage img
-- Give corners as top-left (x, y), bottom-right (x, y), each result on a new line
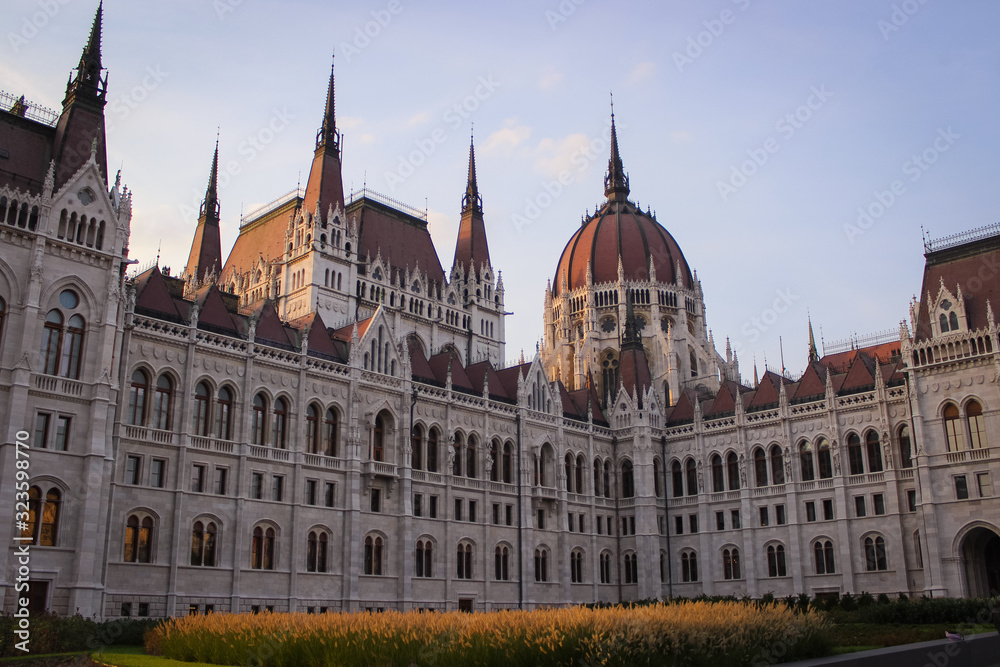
top-left (482, 118), bottom-right (531, 156)
top-left (627, 61), bottom-right (656, 85)
top-left (538, 67), bottom-right (563, 90)
top-left (406, 111), bottom-right (431, 127)
top-left (532, 133), bottom-right (592, 179)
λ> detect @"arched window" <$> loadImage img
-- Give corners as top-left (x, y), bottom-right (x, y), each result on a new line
top-left (364, 535), bottom-right (384, 575)
top-left (817, 438), bottom-right (833, 479)
top-left (373, 413), bottom-right (387, 462)
top-left (539, 444), bottom-right (554, 487)
top-left (898, 425), bottom-right (914, 468)
top-left (457, 542), bottom-right (473, 579)
top-left (967, 401), bottom-right (987, 449)
top-left (502, 442), bottom-right (513, 483)
top-left (654, 458), bottom-right (664, 497)
top-left (466, 435), bottom-right (477, 478)
top-left (534, 547), bottom-right (549, 582)
top-left (623, 553), bottom-right (638, 584)
top-left (306, 404), bottom-right (320, 454)
top-left (453, 433), bottom-right (464, 476)
top-left (949, 311), bottom-right (959, 330)
top-left (681, 550), bottom-right (699, 582)
top-left (427, 428), bottom-right (439, 473)
top-left (307, 530), bottom-right (328, 573)
top-left (769, 445), bottom-right (785, 485)
top-left (251, 393), bottom-right (268, 445)
top-left (944, 404), bottom-right (964, 451)
top-left (727, 452), bottom-right (740, 490)
top-left (671, 460), bottom-right (683, 497)
top-left (865, 431), bottom-right (883, 472)
top-left (766, 544), bottom-right (787, 577)
top-left (814, 540), bottom-right (835, 574)
top-left (123, 514), bottom-right (153, 563)
top-left (193, 382), bottom-right (211, 436)
top-left (848, 433), bottom-right (865, 475)
top-left (593, 458), bottom-right (603, 496)
top-left (864, 536), bottom-right (887, 571)
top-left (153, 375), bottom-right (173, 431)
top-left (753, 448), bottom-right (768, 487)
top-left (494, 544), bottom-right (510, 581)
top-left (940, 313), bottom-right (949, 333)
top-left (60, 314), bottom-right (84, 379)
top-left (412, 425), bottom-right (425, 470)
top-left (722, 547), bottom-right (741, 580)
top-left (272, 398), bottom-right (289, 449)
top-left (190, 520), bottom-right (217, 566)
top-left (599, 551), bottom-right (612, 584)
top-left (216, 386), bottom-right (233, 440)
top-left (564, 453), bottom-right (574, 492)
top-left (251, 526), bottom-right (275, 570)
top-left (799, 441), bottom-right (815, 482)
top-left (711, 454), bottom-right (724, 493)
top-left (325, 407), bottom-right (339, 456)
top-left (128, 369), bottom-right (149, 426)
top-left (685, 458), bottom-right (697, 495)
top-left (41, 309), bottom-right (63, 375)
top-left (416, 539), bottom-right (433, 578)
top-left (621, 460), bottom-right (634, 498)
top-left (570, 549), bottom-right (584, 583)
top-left (30, 487), bottom-right (61, 546)
top-left (576, 454), bottom-right (585, 495)
top-left (603, 460), bottom-right (611, 498)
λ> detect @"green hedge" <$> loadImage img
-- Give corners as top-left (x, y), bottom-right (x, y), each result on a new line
top-left (0, 613), bottom-right (157, 658)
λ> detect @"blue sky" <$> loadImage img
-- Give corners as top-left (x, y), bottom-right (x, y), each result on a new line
top-left (5, 0), bottom-right (999, 379)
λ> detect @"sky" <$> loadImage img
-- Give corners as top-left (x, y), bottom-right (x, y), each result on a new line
top-left (4, 0), bottom-right (1000, 380)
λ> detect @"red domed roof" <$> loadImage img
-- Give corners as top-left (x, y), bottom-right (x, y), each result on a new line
top-left (553, 198), bottom-right (693, 296)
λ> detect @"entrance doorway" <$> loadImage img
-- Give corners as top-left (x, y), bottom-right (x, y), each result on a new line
top-left (27, 581), bottom-right (49, 614)
top-left (458, 598), bottom-right (474, 613)
top-left (961, 526), bottom-right (1000, 598)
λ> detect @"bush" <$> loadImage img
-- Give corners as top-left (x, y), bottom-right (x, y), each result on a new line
top-left (0, 613), bottom-right (155, 657)
top-left (839, 593), bottom-right (857, 612)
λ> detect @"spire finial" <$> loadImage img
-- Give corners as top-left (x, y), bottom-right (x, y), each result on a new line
top-left (807, 311), bottom-right (819, 363)
top-left (604, 93), bottom-right (629, 202)
top-left (199, 134), bottom-right (221, 221)
top-left (316, 54), bottom-right (339, 151)
top-left (462, 127), bottom-right (483, 214)
top-left (66, 1), bottom-right (106, 102)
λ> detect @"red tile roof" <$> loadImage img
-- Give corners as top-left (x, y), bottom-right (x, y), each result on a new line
top-left (350, 197), bottom-right (445, 288)
top-left (915, 233), bottom-right (1000, 341)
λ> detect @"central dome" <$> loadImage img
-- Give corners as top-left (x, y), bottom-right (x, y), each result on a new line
top-left (552, 112), bottom-right (693, 296)
top-left (553, 197), bottom-right (693, 296)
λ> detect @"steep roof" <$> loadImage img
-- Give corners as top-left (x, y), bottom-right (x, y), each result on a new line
top-left (350, 196), bottom-right (446, 288)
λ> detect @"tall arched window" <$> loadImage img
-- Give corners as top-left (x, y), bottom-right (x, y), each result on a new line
top-left (60, 314), bottom-right (85, 379)
top-left (766, 544), bottom-right (787, 577)
top-left (943, 404), bottom-right (964, 451)
top-left (769, 445), bottom-right (785, 485)
top-left (457, 542), bottom-right (473, 579)
top-left (799, 442), bottom-right (815, 481)
top-left (454, 435), bottom-right (464, 477)
top-left (415, 539), bottom-right (433, 577)
top-left (864, 535), bottom-right (887, 571)
top-left (967, 401), bottom-right (987, 449)
top-left (124, 514), bottom-right (154, 563)
top-left (153, 375), bottom-right (173, 431)
top-left (814, 540), bottom-right (835, 574)
top-left (599, 551), bottom-right (612, 584)
top-left (623, 553), bottom-right (638, 584)
top-left (722, 547), bottom-right (741, 580)
top-left (272, 398), bottom-right (289, 449)
top-left (898, 425), bottom-right (914, 468)
top-left (603, 460), bottom-right (611, 498)
top-left (502, 442), bottom-right (513, 483)
top-left (41, 310), bottom-right (63, 375)
top-left (251, 393), bottom-right (268, 445)
top-left (427, 428), bottom-right (439, 473)
top-left (817, 438), bottom-right (833, 479)
top-left (193, 382), bottom-right (211, 436)
top-left (671, 460), bottom-right (683, 497)
top-left (848, 433), bottom-right (865, 475)
top-left (654, 458), bottom-right (664, 497)
top-left (191, 520), bottom-right (217, 566)
top-left (681, 550), bottom-right (699, 582)
top-left (494, 544), bottom-right (510, 581)
top-left (325, 407), bottom-right (339, 456)
top-left (534, 547), bottom-right (549, 582)
top-left (570, 549), bottom-right (584, 583)
top-left (216, 386), bottom-right (233, 440)
top-left (593, 458), bottom-right (603, 496)
top-left (727, 452), bottom-right (740, 490)
top-left (576, 454), bottom-right (585, 494)
top-left (364, 535), bottom-right (384, 575)
top-left (307, 530), bottom-right (328, 573)
top-left (251, 526), bottom-right (275, 570)
top-left (373, 414), bottom-right (386, 462)
top-left (753, 448), bottom-right (768, 487)
top-left (685, 458), bottom-right (697, 495)
top-left (711, 454), bottom-right (724, 492)
top-left (128, 369), bottom-right (149, 426)
top-left (306, 404), bottom-right (320, 454)
top-left (466, 435), bottom-right (477, 478)
top-left (412, 425), bottom-right (425, 470)
top-left (865, 431), bottom-right (883, 472)
top-left (564, 453), bottom-right (574, 492)
top-left (621, 460), bottom-right (634, 498)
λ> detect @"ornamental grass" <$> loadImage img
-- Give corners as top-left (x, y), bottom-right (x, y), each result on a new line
top-left (145, 600), bottom-right (830, 667)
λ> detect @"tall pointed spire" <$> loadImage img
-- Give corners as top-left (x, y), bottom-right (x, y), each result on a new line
top-left (604, 93), bottom-right (630, 202)
top-left (184, 138), bottom-right (224, 286)
top-left (808, 314), bottom-right (819, 363)
top-left (302, 55), bottom-right (346, 218)
top-left (453, 129), bottom-right (491, 278)
top-left (66, 1), bottom-right (106, 103)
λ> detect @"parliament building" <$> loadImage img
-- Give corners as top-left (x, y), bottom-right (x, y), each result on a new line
top-left (0, 6), bottom-right (997, 618)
